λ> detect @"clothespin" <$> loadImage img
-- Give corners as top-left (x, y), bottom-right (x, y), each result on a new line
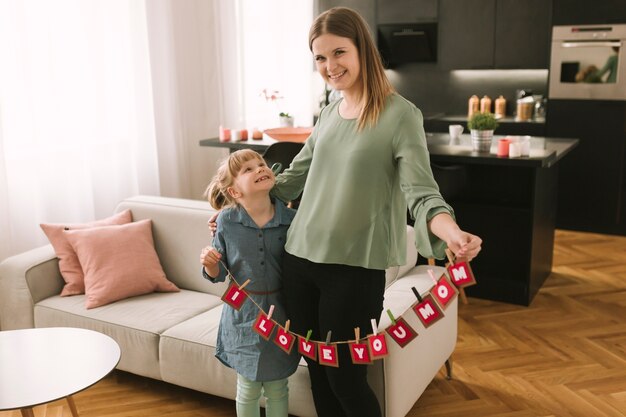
top-left (386, 309), bottom-right (397, 325)
top-left (239, 279), bottom-right (251, 290)
top-left (411, 286), bottom-right (423, 303)
top-left (267, 305), bottom-right (275, 320)
top-left (354, 327), bottom-right (360, 343)
top-left (305, 329), bottom-right (313, 343)
top-left (428, 269), bottom-right (439, 285)
top-left (371, 318), bottom-right (378, 335)
top-left (325, 330), bottom-right (332, 345)
top-left (284, 319), bottom-right (290, 332)
top-left (445, 248), bottom-right (455, 266)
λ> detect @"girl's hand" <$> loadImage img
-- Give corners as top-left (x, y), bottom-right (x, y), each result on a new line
top-left (200, 246), bottom-right (221, 277)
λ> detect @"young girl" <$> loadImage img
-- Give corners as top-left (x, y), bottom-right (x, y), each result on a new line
top-left (200, 149), bottom-right (299, 417)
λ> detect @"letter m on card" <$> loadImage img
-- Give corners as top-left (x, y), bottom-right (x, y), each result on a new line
top-left (447, 261), bottom-right (476, 289)
top-left (412, 294), bottom-right (444, 328)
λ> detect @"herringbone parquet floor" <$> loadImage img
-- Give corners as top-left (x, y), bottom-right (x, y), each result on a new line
top-left (2, 229), bottom-right (625, 417)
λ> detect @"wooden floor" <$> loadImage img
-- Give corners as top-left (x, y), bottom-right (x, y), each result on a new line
top-left (2, 229), bottom-right (626, 417)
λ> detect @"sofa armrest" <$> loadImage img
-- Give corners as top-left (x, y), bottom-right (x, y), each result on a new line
top-left (0, 245), bottom-right (62, 330)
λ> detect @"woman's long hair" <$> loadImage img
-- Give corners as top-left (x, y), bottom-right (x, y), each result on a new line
top-left (309, 7), bottom-right (395, 131)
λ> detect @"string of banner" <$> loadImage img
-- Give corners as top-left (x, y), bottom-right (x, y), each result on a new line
top-left (219, 248), bottom-right (477, 367)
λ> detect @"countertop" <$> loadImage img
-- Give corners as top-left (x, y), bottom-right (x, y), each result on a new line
top-left (199, 133), bottom-right (578, 169)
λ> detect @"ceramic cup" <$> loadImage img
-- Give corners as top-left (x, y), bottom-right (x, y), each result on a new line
top-left (449, 124), bottom-right (464, 141)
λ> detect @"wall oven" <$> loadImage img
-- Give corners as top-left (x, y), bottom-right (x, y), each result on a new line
top-left (549, 24), bottom-right (626, 100)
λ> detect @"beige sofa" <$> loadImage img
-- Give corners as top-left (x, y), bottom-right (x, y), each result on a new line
top-left (0, 195), bottom-right (457, 417)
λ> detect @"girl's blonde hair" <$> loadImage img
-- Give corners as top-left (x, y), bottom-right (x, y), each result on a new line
top-left (205, 149), bottom-right (265, 209)
top-left (309, 7), bottom-right (395, 131)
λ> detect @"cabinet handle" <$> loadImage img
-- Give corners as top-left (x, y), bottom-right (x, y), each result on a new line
top-left (561, 41), bottom-right (621, 48)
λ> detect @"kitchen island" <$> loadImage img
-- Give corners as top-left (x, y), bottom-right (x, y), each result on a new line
top-left (199, 133), bottom-right (578, 306)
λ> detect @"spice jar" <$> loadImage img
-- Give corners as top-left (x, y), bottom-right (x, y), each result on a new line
top-left (468, 95), bottom-right (479, 118)
top-left (480, 95), bottom-right (492, 113)
top-left (495, 95), bottom-right (506, 119)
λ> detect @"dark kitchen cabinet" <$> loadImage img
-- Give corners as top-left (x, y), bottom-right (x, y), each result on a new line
top-left (376, 0), bottom-right (438, 24)
top-left (439, 0), bottom-right (552, 70)
top-left (552, 0), bottom-right (626, 25)
top-left (438, 0), bottom-right (496, 69)
top-left (494, 0), bottom-right (552, 69)
top-left (546, 100), bottom-right (626, 236)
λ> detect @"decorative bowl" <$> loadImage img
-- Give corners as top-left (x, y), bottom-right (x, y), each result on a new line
top-left (264, 127), bottom-right (313, 143)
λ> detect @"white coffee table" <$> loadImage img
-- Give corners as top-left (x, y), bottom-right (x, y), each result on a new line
top-left (0, 327), bottom-right (121, 417)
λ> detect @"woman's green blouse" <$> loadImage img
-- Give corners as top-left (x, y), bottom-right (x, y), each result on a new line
top-left (272, 94), bottom-right (454, 269)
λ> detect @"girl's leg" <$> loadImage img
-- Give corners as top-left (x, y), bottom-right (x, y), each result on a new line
top-left (262, 378), bottom-right (289, 417)
top-left (236, 374), bottom-right (262, 417)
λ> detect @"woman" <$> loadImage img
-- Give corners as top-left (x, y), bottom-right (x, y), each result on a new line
top-left (268, 7), bottom-right (482, 417)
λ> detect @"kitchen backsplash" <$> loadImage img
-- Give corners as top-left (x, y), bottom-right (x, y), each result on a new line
top-left (387, 66), bottom-right (549, 117)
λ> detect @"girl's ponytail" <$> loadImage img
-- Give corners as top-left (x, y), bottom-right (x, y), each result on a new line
top-left (204, 149), bottom-right (263, 210)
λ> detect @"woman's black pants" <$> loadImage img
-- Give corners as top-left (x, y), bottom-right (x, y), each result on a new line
top-left (282, 252), bottom-right (385, 417)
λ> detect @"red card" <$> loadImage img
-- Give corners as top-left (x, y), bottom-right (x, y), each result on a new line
top-left (252, 311), bottom-right (276, 340)
top-left (318, 344), bottom-right (339, 367)
top-left (432, 275), bottom-right (458, 309)
top-left (349, 342), bottom-right (372, 364)
top-left (385, 317), bottom-right (418, 348)
top-left (297, 337), bottom-right (317, 361)
top-left (447, 261), bottom-right (476, 288)
top-left (368, 334), bottom-right (389, 359)
top-left (412, 294), bottom-right (444, 328)
top-left (273, 326), bottom-right (295, 354)
top-left (221, 282), bottom-right (248, 310)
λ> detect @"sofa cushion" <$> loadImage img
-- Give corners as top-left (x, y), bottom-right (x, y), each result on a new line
top-left (40, 209), bottom-right (132, 296)
top-left (34, 289), bottom-right (221, 380)
top-left (64, 219), bottom-right (179, 309)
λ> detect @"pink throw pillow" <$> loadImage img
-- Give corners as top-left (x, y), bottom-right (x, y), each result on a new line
top-left (40, 210), bottom-right (132, 296)
top-left (64, 219), bottom-right (179, 309)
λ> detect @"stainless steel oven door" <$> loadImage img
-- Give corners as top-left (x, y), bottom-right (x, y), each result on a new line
top-left (549, 24), bottom-right (626, 100)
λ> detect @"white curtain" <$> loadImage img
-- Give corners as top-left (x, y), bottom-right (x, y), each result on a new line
top-left (0, 0), bottom-right (160, 261)
top-left (0, 0), bottom-right (314, 262)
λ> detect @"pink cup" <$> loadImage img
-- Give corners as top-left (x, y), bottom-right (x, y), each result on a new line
top-left (497, 138), bottom-right (512, 157)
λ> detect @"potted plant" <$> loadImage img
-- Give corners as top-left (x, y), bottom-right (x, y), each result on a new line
top-left (467, 111), bottom-right (499, 152)
top-left (279, 112), bottom-right (294, 127)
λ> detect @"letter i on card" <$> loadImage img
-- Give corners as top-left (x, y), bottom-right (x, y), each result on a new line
top-left (221, 281), bottom-right (249, 310)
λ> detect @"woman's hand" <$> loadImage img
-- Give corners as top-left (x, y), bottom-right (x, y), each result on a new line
top-left (445, 229), bottom-right (482, 263)
top-left (429, 213), bottom-right (482, 263)
top-left (200, 245), bottom-right (221, 277)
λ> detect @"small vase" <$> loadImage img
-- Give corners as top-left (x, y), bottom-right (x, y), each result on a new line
top-left (279, 116), bottom-right (294, 127)
top-left (470, 129), bottom-right (493, 152)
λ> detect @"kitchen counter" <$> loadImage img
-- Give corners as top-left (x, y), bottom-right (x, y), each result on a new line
top-left (425, 114), bottom-right (546, 136)
top-left (199, 133), bottom-right (578, 306)
top-left (199, 133), bottom-right (576, 168)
